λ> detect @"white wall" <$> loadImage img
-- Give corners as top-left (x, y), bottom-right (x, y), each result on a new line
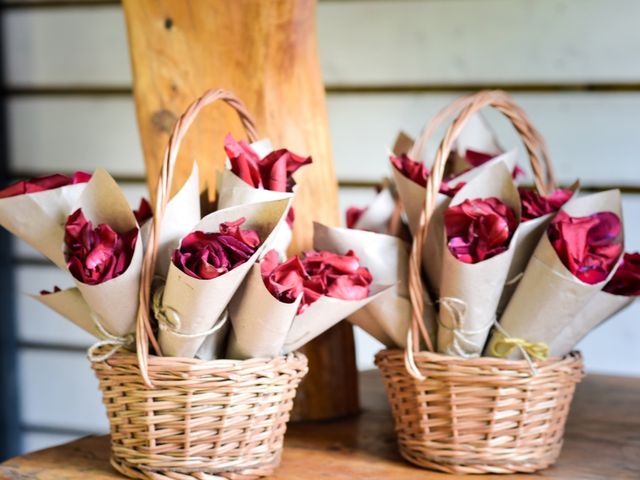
top-left (2, 0), bottom-right (639, 453)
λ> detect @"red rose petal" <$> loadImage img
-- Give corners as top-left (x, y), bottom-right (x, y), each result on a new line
top-left (548, 211), bottom-right (623, 284)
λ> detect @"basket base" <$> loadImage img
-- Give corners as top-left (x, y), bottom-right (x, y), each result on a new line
top-left (398, 440), bottom-right (562, 475)
top-left (111, 456), bottom-right (280, 480)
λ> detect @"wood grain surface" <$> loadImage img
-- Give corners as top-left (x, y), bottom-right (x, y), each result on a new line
top-left (2, 371), bottom-right (639, 480)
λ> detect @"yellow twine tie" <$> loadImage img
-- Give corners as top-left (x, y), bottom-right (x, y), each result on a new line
top-left (491, 335), bottom-right (549, 361)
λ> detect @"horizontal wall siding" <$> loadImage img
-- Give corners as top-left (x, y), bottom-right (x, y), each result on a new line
top-left (8, 93), bottom-right (640, 186)
top-left (4, 1), bottom-right (640, 88)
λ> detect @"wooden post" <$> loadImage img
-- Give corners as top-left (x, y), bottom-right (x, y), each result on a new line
top-left (122, 0), bottom-right (359, 420)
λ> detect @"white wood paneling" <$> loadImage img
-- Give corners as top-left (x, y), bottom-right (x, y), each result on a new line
top-left (18, 348), bottom-right (109, 432)
top-left (4, 1), bottom-right (640, 87)
top-left (327, 92), bottom-right (640, 184)
top-left (7, 93), bottom-right (640, 185)
top-left (7, 96), bottom-right (142, 176)
top-left (2, 6), bottom-right (130, 87)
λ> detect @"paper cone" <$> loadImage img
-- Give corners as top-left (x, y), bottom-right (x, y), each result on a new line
top-left (392, 149), bottom-right (518, 296)
top-left (487, 190), bottom-right (624, 359)
top-left (226, 263), bottom-right (301, 359)
top-left (437, 161), bottom-right (521, 358)
top-left (217, 169), bottom-right (294, 256)
top-left (497, 181), bottom-right (580, 314)
top-left (0, 182), bottom-right (86, 268)
top-left (549, 292), bottom-right (635, 357)
top-left (158, 198), bottom-right (291, 358)
top-left (313, 222), bottom-right (433, 348)
top-left (193, 312), bottom-right (230, 361)
top-left (351, 187), bottom-right (397, 234)
top-left (69, 168), bottom-right (142, 338)
top-left (282, 284), bottom-right (392, 353)
top-left (32, 287), bottom-right (100, 339)
top-left (140, 163), bottom-right (201, 277)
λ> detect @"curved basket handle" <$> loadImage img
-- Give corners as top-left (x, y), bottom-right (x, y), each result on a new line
top-left (405, 90), bottom-right (555, 379)
top-left (408, 90), bottom-right (556, 194)
top-left (136, 88), bottom-right (259, 387)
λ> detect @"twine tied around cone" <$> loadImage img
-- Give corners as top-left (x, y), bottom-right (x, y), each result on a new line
top-left (152, 285), bottom-right (228, 339)
top-left (437, 297), bottom-right (495, 358)
top-left (87, 313), bottom-right (135, 363)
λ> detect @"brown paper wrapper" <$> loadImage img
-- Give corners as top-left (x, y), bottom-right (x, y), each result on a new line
top-left (226, 263), bottom-right (301, 359)
top-left (437, 161), bottom-right (521, 357)
top-left (69, 168), bottom-right (142, 338)
top-left (487, 189), bottom-right (624, 359)
top-left (313, 222), bottom-right (433, 348)
top-left (549, 291), bottom-right (635, 357)
top-left (158, 198), bottom-right (291, 358)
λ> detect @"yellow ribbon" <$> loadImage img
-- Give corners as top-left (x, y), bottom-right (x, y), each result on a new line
top-left (490, 334), bottom-right (549, 361)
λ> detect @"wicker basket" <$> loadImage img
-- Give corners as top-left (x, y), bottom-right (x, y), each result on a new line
top-left (91, 89), bottom-right (308, 479)
top-left (377, 90), bottom-right (585, 474)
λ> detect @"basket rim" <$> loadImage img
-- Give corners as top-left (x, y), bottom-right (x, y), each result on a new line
top-left (94, 348), bottom-right (308, 371)
top-left (375, 348), bottom-right (582, 369)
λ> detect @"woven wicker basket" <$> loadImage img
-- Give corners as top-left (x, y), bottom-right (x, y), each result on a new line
top-left (91, 89), bottom-right (308, 480)
top-left (376, 90), bottom-right (585, 474)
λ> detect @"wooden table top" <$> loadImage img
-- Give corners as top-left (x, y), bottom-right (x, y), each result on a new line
top-left (2, 370), bottom-right (639, 480)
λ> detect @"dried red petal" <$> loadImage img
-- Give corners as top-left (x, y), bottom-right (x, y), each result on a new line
top-left (0, 171), bottom-right (91, 199)
top-left (261, 248), bottom-right (373, 314)
top-left (346, 206), bottom-right (366, 229)
top-left (390, 154), bottom-right (428, 187)
top-left (224, 133), bottom-right (262, 188)
top-left (40, 286), bottom-right (62, 295)
top-left (173, 217), bottom-right (261, 280)
top-left (133, 198), bottom-right (153, 225)
top-left (444, 197), bottom-right (518, 264)
top-left (64, 208), bottom-right (138, 285)
top-left (604, 252), bottom-right (640, 296)
top-left (519, 188), bottom-right (573, 221)
top-left (548, 211), bottom-right (623, 284)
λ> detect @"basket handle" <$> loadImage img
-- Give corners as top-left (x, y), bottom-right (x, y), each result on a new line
top-left (408, 91), bottom-right (556, 194)
top-left (405, 90), bottom-right (556, 378)
top-left (136, 88), bottom-right (258, 387)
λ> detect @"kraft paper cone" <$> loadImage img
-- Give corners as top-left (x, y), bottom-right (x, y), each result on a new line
top-left (282, 284), bottom-right (393, 353)
top-left (226, 263), bottom-right (301, 359)
top-left (159, 198), bottom-right (291, 358)
top-left (497, 181), bottom-right (580, 314)
top-left (217, 138), bottom-right (294, 256)
top-left (313, 222), bottom-right (433, 348)
top-left (438, 161), bottom-right (521, 358)
top-left (549, 292), bottom-right (635, 357)
top-left (0, 182), bottom-right (86, 268)
top-left (351, 187), bottom-right (397, 234)
top-left (32, 287), bottom-right (100, 339)
top-left (194, 312), bottom-right (230, 361)
top-left (70, 168), bottom-right (142, 338)
top-left (392, 149), bottom-right (518, 296)
top-left (488, 189), bottom-right (624, 359)
top-left (140, 163), bottom-right (201, 277)
top-left (217, 170), bottom-right (293, 256)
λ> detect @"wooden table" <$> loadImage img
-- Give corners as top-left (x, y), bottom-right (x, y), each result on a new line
top-left (2, 371), bottom-right (639, 479)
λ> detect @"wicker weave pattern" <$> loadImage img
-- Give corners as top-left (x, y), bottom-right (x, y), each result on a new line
top-left (376, 349), bottom-right (584, 474)
top-left (94, 349), bottom-right (307, 479)
top-left (92, 90), bottom-right (309, 479)
top-left (380, 90), bottom-right (585, 474)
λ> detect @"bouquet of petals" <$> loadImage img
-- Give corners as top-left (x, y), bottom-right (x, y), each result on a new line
top-left (346, 98), bottom-right (636, 364)
top-left (0, 129), bottom-right (382, 362)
